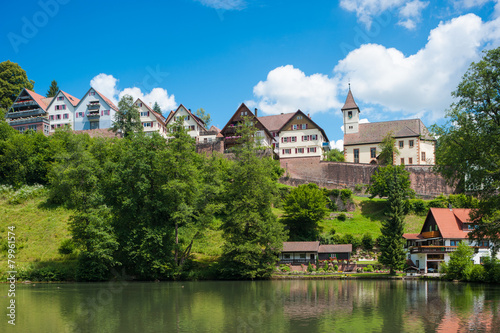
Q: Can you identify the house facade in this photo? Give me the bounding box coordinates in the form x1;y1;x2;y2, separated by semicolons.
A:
134;99;168;138
279;242;352;264
73;88;118;131
220;103;273;150
6;88;51;135
259;110;330;159
165;104;208;142
403;208;496;273
46;90;80;132
342;89;436;165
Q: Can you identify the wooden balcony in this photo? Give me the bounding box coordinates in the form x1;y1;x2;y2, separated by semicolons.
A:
421;231;441;238
7;108;45;119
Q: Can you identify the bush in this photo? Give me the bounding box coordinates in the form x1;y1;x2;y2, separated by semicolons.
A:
58;239;75;255
467;264;486;282
412;199;427;215
354;184;364;192
330;189;340;197
307;262;314;273
280;264;291;272
362;234;374;251
363;265;374;272
340;189;352;203
428;199;447;208
337;213;347;221
334;265;339;271
3;184;47;204
323;262;329;271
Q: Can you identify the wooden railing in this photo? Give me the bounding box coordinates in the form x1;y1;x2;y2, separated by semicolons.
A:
421;231;441;238
279;259;315;265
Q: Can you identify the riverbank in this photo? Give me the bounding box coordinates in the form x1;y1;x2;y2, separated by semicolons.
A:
271;273;443;280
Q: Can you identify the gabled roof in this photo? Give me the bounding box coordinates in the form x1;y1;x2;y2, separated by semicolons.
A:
402;233;424;240
258;113;295;132
134;98;166;126
344;119;435;146
318;244;352;253
422;208;472;239
282;241;319;252
61;91;80;106
278;110;330;142
24;89;49;111
220;103;273;139
165;104;207;131
342;88;359;111
75;87;119;112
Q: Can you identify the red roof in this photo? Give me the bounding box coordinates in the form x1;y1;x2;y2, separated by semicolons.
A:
25;89;49;111
420;208;472;239
135;98;166;126
94;89;119;112
402;233;423;240
258;113;295;132
342;88;359;111
61;91;80;106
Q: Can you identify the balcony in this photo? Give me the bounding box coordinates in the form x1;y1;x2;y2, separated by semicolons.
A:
279;259;316;265
87;111;100;119
9;116;49;126
421;231;441;239
12;100;38;108
6;108;45;119
410;246;457;254
87;103;100;111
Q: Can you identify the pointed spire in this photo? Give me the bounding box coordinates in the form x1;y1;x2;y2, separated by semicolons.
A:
341;86;359;111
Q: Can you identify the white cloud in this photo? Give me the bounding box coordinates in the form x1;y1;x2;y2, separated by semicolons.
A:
90;74;119;106
250;65;342;116
195;0;245;10
340;0;404;28
397;0;429;30
333;14;500;120
90;74;177;113
330;139;344;150
453;0;491;9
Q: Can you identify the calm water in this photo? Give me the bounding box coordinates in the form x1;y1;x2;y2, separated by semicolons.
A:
1;279;500;333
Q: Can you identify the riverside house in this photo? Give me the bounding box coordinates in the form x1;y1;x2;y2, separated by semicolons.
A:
403;208;496;273
279;241;352;264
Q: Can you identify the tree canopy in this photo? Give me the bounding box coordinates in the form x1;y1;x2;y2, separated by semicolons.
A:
46;80;59;97
324;148;345;162
432;47;500;249
378;132;399;165
112;94;143;137
368;165;414;199
153;101;162;115
195;108;211;128
0;60;34;110
281;183;329;241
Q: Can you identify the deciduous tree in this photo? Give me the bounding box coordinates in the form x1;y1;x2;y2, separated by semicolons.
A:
112;94;143;137
0;60;34;109
378;132;399;165
368;165;414;199
195;108;211;128
324;148;345;162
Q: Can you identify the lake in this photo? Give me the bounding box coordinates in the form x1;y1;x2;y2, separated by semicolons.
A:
1;279;499;332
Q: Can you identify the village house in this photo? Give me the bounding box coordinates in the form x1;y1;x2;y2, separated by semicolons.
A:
220;103;273;150
5;88;52;135
46;90;80;132
258;110;330;159
165;104;211;142
278;241;352;264
73;88;118;131
342;88;436;165
134;98;168;138
403;208;496;273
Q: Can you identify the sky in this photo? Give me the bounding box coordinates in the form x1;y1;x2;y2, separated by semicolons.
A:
2;0;500;148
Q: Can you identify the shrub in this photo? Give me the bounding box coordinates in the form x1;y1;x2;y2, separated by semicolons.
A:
334;265;339;271
366;264;374;272
280;264;291;272
362;234;374;251
354;184;364;192
58;239;76;255
412;199;427;215
337;213;347;221
323;262;329;271
330;189;340;197
307;263;315;272
5;184;47;204
340;189;352;203
467;264;486;282
428;199;447;208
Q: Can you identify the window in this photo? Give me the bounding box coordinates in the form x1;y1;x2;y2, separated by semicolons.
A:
299;253;306;259
56;114;61;120
302;135;309;141
57;96;64;101
421;152;426;161
297;148;304;154
102;110;110;116
138;102;143;107
90;122;99;130
297;115;303;120
478;240;490;247
282;137;288;143
55;105;66;110
399;140;404;148
28;124;37;130
241;111;247;116
409;157;413;164
301;124;307;130
291;136;297;142
50;115;54;120
308;147;317;153
89;91;95;96
140;111;149;117
450;240;461;246
18;127;25;133
292;124;298;130
51;125;55;130
349;126;353;130
275;143;279;149
63;113;69;119
282;149;292;154
370;147;376;159
273;132;279;137
400;158;405;165
186;116;190;121
409;140;414;148
348;111;352;119
310;134;318;140
143;122;152;128
284;254;291;259
354;149;359;163
57;124;61;128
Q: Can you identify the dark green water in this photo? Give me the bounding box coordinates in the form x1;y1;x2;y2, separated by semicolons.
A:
1;279;500;333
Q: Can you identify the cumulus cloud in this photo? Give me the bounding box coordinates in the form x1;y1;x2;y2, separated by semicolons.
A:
333;14;500;120
397;0;429;30
330;139;344;151
249;65;342;116
194;0;246;10
90;74;177;113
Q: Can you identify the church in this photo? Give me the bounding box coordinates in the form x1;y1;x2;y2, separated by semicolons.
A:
342;89;436;165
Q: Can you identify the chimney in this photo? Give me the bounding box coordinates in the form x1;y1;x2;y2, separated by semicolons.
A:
308;113;311;119
254;108;258;117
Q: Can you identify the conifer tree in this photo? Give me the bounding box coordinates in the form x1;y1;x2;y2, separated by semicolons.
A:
46;80;59;97
378;168;407;275
153;101;161;114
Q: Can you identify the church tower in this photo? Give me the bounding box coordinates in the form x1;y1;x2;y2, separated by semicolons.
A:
342;87;360;134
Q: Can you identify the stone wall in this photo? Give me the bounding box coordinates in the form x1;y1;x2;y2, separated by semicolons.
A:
280;157;457;198
196;140;224;155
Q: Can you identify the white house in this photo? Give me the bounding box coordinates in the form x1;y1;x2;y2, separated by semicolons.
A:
6;88;51;135
342;88;436;165
73;88;118;131
259;110;330;159
165;104;207;141
403;208;497;273
46;90;80;132
134;98;168;138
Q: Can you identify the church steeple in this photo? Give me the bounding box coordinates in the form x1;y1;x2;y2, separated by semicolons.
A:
342;87;360;134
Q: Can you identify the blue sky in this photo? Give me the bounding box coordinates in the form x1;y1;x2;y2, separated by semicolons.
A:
2;0;500;147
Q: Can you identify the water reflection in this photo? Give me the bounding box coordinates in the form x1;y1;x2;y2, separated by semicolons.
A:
1;280;499;333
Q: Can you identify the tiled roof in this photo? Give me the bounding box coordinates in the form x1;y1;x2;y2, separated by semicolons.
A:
427;208;471;239
318;244;352;253
402;233;423;240
167;104;207;131
25;89;49;111
282;241;319;252
73;128;119;138
60;91;80;106
344;119;435;145
342;89;359;111
258;113;295;132
135;98;166;126
278;110;330;142
94;89;119;112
